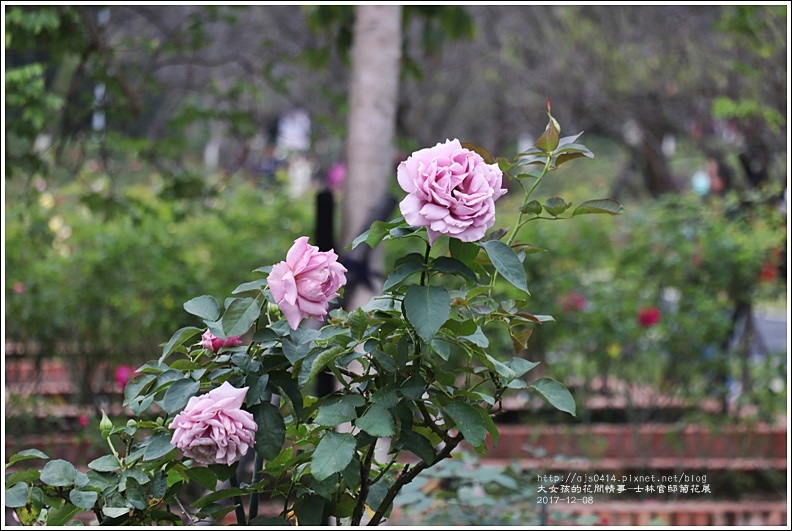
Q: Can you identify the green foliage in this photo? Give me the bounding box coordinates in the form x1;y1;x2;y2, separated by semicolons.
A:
392;452;593;526
515;189;786;422
4;175;312;396
303;5;475;78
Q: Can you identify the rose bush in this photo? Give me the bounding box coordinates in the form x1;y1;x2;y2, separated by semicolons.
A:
5;105;624;526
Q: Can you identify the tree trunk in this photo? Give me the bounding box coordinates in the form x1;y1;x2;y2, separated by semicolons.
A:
341;5;402;311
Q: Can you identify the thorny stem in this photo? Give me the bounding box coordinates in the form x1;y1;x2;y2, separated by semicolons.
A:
489;155;554;294
352;442;378;525
229;471;247;525
174;497;198;525
367;434;464;526
248;451;265;520
419;240;432;286
417;401;445;440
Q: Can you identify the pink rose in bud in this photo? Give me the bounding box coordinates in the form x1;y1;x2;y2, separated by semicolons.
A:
201;330;243;353
637;306;661;328
114;364;138;389
78;415;90;428
267;236;347;330
168;382;257;466
397;139;507;245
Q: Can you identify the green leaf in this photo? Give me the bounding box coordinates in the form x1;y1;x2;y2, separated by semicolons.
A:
40;459;77;487
572;198;626;217
183;295;220;321
160;326;202;363
48;503;79;526
5;448;49;468
5;482;29;508
311;432;356;481
102;507;131;519
5;469;39;488
397;430;436;463
543;197;572;216
449;237;480;265
192;487;247;510
399;375;426;400
431;338;451;361
271;373;304;421
221;297;261;337
480;409;500;448
87;455;121;472
462;326;489;348
461;141;495;164
232;279;266;295
252;402;286;460
295;494;325;527
383;262;424;291
534;114;560;152
307;345;347;382
161;378;200;414
554;151;592;168
69;490;98;511
432;256;477;282
506;357;540;379
15;487;42;525
144;431;176;461
246;373;270;405
125;477;147;510
443;318;477;336
314;396;365;426
348;307;369;339
348;218;403;250
208;462;238;482
185;467;218;491
443;402;487;450
520;199;542;216
530;378;576;417
370;385;399;409
355;404;395;437
282;339;310;365
403;285;450;342
479;240;529;294
152;469;168;498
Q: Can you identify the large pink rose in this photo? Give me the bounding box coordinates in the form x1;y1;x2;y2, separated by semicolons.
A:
397;139;507;244
267;236;347;330
201;330;243;353
168;382;257;466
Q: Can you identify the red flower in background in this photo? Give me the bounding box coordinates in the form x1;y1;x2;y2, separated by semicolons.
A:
637;306;661;328
559;291;587;312
114;364;138;389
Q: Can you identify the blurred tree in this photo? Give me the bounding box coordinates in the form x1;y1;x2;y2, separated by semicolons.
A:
341;6;402;311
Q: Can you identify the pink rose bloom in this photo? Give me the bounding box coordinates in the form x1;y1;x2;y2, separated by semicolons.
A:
397;139;507;245
113;364;138;389
201;330;243;353
267;236;347;330
168;382;257;466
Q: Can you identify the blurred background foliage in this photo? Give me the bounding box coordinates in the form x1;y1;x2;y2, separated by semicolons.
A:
4;5;787;423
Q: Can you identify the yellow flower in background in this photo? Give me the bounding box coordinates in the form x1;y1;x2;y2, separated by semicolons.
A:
607;343;622;359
